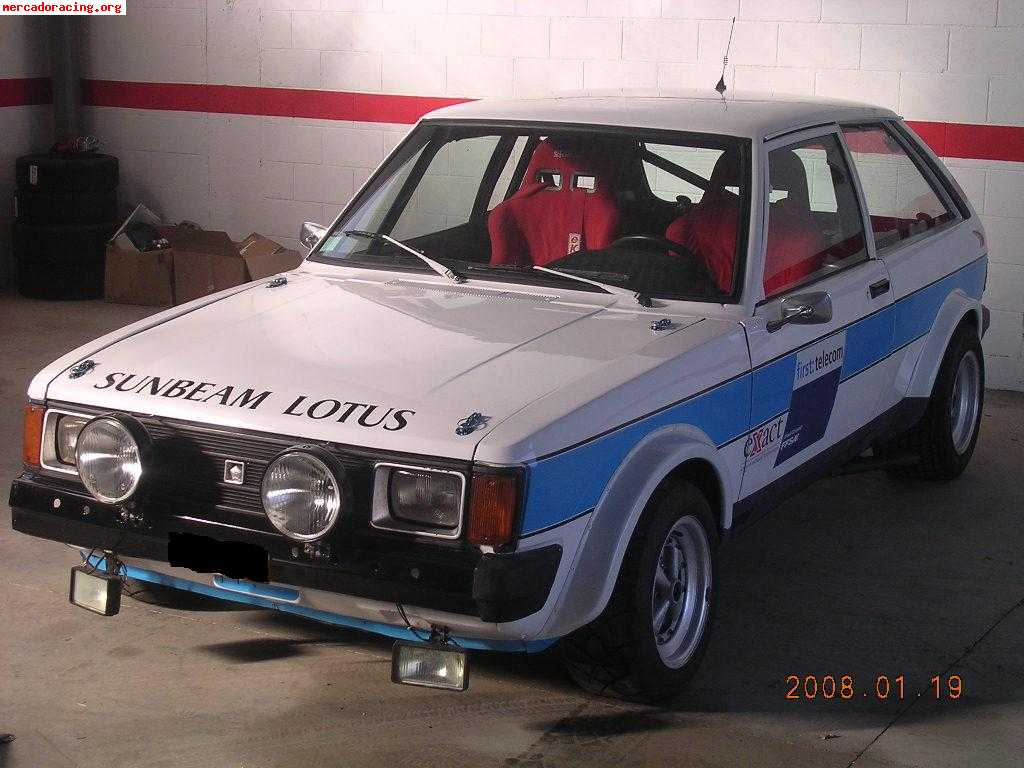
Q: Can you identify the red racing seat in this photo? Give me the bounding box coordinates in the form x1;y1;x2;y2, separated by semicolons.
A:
762;150;825;296
489;139;622;267
664;150;742;293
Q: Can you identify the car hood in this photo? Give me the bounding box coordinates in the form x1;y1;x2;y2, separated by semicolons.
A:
45;271;707;460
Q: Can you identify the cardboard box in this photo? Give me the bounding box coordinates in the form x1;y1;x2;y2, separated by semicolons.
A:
238;232;304;280
105;204;175;306
170;227;247;305
105;242;175;306
104;206;251;306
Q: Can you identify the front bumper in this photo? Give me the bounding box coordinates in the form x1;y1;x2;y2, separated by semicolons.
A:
10;473;562;648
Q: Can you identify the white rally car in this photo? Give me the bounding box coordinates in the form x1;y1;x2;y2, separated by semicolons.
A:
11;93;989;701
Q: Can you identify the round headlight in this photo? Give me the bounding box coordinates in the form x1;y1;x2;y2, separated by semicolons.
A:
75;416;148;503
261;450;343;541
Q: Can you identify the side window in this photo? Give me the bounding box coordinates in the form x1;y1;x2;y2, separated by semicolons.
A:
841;124;956;251
764;135;867;297
392;135;500;239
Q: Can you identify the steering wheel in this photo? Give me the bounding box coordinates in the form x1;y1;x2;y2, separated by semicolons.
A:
603;234;721;298
610;234;690;254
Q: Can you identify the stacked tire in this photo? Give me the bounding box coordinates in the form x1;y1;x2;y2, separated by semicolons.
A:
13;153;119;299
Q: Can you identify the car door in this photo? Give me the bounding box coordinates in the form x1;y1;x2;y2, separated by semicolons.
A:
739;126;895;501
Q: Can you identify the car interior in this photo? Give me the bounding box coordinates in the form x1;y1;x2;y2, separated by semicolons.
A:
323;126;942;302
327;129;747;301
841;125;957;250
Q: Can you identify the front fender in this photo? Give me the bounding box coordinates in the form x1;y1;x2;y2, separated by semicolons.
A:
537;424;737;640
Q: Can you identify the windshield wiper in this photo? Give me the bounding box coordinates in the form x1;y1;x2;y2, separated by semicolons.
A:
533;265;652;306
344;230;466;284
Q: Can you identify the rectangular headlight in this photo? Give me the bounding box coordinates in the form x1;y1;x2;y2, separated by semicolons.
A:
56;414;88;465
371;463;465;539
39;408;92;475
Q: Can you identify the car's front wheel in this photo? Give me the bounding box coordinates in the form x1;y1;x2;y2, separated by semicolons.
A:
561;480;717;702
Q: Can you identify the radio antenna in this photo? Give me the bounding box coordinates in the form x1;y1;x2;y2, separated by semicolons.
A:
715;16;735;102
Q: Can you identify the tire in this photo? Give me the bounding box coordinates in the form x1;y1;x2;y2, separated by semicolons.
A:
16;153;119;194
889;323;984;481
15;188;118;225
13;220;115;300
561;480;718;703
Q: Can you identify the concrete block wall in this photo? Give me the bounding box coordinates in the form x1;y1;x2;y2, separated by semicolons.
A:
76;0;1024;389
0;18;53;287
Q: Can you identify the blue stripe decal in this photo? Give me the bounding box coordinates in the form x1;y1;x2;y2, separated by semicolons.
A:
87;555;554;653
893;258;985;348
521;375;751;534
842;306;895;380
520;258;986;537
750;354;796;426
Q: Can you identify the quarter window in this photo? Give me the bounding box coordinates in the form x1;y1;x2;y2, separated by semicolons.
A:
841;125;956;251
763;135;867;297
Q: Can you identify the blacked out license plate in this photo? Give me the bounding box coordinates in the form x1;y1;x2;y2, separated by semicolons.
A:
167;531;269;582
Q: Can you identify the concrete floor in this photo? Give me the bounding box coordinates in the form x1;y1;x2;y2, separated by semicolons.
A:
1;291;1022;768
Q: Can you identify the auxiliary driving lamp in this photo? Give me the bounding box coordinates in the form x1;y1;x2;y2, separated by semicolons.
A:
391;640;469;691
69;565;122;616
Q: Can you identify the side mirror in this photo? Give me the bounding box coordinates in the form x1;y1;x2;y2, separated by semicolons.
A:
766;291;832;333
299;221;327;250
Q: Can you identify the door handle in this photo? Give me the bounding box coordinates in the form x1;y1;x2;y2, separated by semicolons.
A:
869;278;890;299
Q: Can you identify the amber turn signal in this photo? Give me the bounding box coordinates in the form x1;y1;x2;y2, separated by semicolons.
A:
23;403;44;467
467;472;518;548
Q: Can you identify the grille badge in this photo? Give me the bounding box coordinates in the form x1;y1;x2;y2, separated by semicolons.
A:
223;460;246;485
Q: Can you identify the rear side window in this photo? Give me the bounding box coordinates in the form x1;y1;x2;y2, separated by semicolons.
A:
841;125;956;251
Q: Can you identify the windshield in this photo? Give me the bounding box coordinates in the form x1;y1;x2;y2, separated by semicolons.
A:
312;124;750;302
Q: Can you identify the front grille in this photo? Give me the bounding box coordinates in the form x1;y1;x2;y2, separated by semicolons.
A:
137;417;376;535
46;403;472;552
33;406;481;613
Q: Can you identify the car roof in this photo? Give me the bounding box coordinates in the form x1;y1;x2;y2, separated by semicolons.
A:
422;91;899;141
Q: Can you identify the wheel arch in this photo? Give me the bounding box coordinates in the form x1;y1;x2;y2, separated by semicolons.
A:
537;424;737;640
904;290;984;400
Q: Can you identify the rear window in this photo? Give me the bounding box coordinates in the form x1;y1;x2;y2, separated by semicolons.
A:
642;145;727;204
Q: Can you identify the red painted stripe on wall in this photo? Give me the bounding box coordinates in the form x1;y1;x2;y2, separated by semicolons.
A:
80;79;1024;163
81;79;469;124
0;77;52;108
905;120;1024;164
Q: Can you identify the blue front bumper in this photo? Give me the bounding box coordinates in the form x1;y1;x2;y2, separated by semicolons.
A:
87;554;556;654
